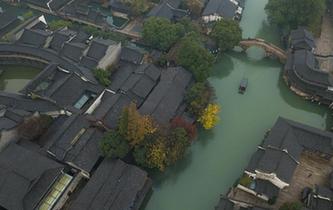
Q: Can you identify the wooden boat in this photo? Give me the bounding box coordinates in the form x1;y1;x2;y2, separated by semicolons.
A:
239;78;248;94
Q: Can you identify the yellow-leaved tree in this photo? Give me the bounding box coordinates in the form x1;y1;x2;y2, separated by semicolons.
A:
146;138;167;171
198;103;220;130
119;102;156;146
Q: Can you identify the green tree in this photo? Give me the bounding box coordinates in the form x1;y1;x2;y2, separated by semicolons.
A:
166;128;190;165
265;0;325;33
210;19;242;52
99;130;130;159
142;17;184;51
130;0;151;15
94;68;111;86
184;0;204;17
48;20;72;31
185;82;213;117
175;34;215;81
279;202;303;210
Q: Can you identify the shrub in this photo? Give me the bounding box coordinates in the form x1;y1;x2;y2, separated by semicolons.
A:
94;68;111;87
99;130;130;159
48;20;72;31
279;202;303;210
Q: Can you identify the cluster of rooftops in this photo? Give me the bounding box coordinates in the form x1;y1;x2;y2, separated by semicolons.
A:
0;13;196;210
17;0;244;25
284;28;333;107
216;117;333;210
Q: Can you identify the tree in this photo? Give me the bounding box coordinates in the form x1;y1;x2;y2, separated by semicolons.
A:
146;137;168;171
184;0;204;17
198;103;220;129
130;0;151;16
48;20;72;31
279;202;303;210
185;82;213;117
118;102;156;146
142;17;184;51
99;130;130;159
265;0;325;33
18;115;53;141
165;128;190;165
94;68;111;86
210;19;242;52
175;34;215;81
171;116;197;140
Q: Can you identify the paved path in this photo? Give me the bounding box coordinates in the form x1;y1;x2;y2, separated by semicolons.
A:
315;15;333;73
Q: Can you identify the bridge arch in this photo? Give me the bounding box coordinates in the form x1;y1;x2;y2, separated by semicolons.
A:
239;38;287;63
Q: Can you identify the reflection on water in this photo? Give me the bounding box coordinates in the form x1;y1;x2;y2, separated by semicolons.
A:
0;65;41;93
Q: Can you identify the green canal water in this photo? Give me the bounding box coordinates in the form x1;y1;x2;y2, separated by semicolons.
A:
144;0;332;210
0;65;41;93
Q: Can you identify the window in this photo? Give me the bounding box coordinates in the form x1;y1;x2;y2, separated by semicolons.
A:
38;173;73;210
74;94;90;109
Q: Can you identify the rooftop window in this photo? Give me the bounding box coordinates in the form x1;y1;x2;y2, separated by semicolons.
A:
74;92;96;110
38;173;73;210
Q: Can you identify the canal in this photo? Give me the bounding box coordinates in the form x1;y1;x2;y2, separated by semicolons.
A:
0;65;41;93
144;0;332;210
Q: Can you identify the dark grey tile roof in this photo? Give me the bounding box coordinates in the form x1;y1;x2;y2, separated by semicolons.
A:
44;114;103;173
62;3;106;25
284;50;333;103
17;28;52;48
0;43;96;82
22;64;102;110
202;0;239;18
68;159;152;210
147;1;188;20
0;106;31;131
0;91;61;113
49;29;76;52
247;117;333;184
109;61;137;91
61;42;87;62
290;28;316;50
255;179;280;199
93;91;132;128
139;67;192;124
0;143;63;210
86;38;116;61
23;0;70;11
0;12;18;35
120;47;144;64
109;0;131;14
80;56;99;69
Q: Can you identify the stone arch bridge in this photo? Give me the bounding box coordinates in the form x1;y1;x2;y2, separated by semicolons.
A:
239;38;287;63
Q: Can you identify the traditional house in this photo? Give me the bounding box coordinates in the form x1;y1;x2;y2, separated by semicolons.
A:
0;143;81;210
0;11;18;37
290;28;316;51
202;0;243;23
22;0;70;13
284;49;333;106
82;38;122;70
39;113;104;177
147;0;188;21
139;66;193;125
241;117;333;201
17;28;52;48
68;159;152;210
21;64;103;111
